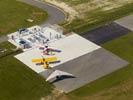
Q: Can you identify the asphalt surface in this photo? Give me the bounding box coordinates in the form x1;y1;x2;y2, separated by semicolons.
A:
40;48;128;93
81;22;131;45
115;14;133;31
19;0;66;26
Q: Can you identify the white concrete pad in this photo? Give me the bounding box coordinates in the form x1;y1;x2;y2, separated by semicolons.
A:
15;34;101;73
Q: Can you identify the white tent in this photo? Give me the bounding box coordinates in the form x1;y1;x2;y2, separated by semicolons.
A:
46;70;74;82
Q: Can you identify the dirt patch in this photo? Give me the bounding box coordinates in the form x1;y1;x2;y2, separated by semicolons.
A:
40;88;64;100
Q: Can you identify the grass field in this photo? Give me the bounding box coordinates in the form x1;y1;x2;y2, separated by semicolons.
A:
45;0;133;33
57;32;133;100
0;0;53;99
66;3;133;33
58;0;89;5
0;42;53;100
0;0;48;36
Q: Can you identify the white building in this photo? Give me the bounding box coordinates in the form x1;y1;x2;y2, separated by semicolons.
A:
8;25;65;51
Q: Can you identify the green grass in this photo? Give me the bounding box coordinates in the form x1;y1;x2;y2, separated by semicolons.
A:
0;41;18;58
0;1;52;99
62;3;133;34
0;42;53;100
67;32;133;100
0;0;48;36
56;0;90;5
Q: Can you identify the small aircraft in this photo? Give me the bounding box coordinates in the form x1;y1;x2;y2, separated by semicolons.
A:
32;56;60;69
46;70;75;82
39;46;61;55
42;61;51;69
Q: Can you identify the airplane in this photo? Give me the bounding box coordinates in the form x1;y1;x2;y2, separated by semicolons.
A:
46;70;75;82
42;61;51;69
32;56;60;69
39;46;61;55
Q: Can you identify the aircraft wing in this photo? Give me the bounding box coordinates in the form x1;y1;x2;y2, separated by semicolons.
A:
32;57;57;63
46;57;57;62
32;59;43;62
46;70;74;81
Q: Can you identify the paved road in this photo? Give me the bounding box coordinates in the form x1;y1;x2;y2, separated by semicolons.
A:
115;14;133;31
20;0;66;26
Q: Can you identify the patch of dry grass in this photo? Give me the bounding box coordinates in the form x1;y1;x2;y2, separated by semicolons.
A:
45;0;133;21
44;0;133;33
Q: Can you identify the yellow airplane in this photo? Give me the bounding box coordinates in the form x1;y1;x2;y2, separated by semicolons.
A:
43;61;51;69
32;57;58;69
32;57;57;63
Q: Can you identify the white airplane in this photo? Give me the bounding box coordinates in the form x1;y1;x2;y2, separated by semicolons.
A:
46;70;75;82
